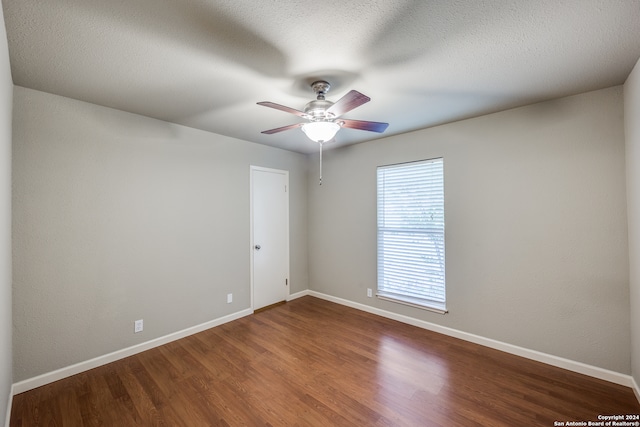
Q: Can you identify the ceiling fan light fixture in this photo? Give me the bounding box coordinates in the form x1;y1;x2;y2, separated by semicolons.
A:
301;121;340;143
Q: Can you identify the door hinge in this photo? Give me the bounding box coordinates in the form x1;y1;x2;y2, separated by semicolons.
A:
285;278;288;286
284;185;287;192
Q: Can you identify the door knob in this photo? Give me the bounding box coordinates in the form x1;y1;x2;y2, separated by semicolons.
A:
254;245;261;250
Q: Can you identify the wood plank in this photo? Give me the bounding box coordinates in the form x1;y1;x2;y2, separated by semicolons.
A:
10;296;640;426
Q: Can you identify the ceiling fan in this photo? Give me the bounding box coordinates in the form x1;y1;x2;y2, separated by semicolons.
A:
257;80;389;184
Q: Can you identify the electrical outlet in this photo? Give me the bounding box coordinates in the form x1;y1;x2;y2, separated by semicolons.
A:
227;293;233;304
367;288;373;298
134;319;143;333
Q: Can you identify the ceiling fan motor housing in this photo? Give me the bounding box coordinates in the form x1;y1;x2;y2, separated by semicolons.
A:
305;81;335;120
304;99;335;120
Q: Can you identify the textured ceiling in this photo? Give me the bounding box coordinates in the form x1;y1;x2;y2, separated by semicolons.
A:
3;0;640;154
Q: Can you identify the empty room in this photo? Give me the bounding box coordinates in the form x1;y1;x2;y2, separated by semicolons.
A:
2;1;640;426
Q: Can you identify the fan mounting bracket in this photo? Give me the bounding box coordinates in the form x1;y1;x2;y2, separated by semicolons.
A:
311;80;331;100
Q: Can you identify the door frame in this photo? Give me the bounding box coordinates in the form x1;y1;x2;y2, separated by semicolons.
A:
249;165;290;311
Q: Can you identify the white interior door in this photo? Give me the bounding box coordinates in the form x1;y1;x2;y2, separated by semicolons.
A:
251;166;289;310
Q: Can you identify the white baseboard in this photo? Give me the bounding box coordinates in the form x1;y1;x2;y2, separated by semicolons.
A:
632;376;640;405
287;289;310;301
4;384;13;427
308;291;635;389
12;308;253;395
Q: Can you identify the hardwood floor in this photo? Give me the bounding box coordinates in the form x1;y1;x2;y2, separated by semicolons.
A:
10;296;640;426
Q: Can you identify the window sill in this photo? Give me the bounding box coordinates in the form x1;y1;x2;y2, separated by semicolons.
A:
376;293;448;314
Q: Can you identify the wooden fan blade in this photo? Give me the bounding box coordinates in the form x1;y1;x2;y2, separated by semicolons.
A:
261;123;304;134
339;119;389;133
326;90;370;117
257;101;308;118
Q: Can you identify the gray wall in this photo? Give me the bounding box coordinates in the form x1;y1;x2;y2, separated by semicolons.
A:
308;87;630;373
0;1;12;422
9;79;636;386
12;87;308;381
625;57;640;390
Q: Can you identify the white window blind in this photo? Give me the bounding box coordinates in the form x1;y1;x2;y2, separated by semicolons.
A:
377;158;446;313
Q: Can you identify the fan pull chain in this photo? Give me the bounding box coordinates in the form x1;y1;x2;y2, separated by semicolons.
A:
319;142;323;185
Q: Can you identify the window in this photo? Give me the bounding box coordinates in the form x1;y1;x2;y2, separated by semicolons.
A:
377;158;446;313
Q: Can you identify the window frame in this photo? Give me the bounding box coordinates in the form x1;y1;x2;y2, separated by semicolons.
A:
376;158;447;314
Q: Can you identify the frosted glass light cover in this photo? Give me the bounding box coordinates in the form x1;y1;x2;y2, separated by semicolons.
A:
301;121;340;142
